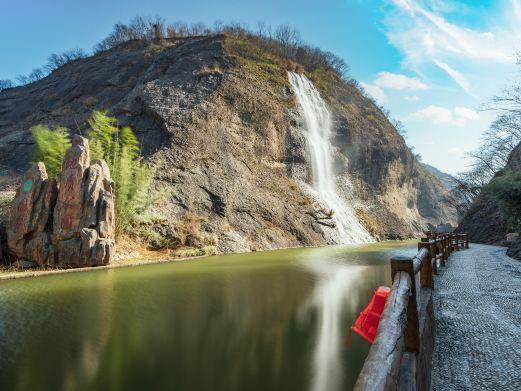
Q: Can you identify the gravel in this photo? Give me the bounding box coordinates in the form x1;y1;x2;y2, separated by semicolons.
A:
432;244;521;390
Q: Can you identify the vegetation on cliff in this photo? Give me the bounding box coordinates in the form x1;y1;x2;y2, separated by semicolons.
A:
486;170;521;232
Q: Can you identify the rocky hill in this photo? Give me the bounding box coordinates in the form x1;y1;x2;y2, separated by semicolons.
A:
457;142;521;245
422;163;457;190
0;34;457;254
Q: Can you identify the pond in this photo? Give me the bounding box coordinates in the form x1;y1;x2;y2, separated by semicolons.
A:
0;241;417;391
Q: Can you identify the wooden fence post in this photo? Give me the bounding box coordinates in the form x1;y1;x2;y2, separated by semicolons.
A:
440;235;446;264
418;242;434;288
465;233;469;249
391;256;420;353
453;233;459;251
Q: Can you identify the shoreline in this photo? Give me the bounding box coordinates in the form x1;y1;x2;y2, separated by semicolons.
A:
0;238;418;282
0;254;206;281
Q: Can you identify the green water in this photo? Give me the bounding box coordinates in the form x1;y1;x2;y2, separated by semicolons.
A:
0;241;417;391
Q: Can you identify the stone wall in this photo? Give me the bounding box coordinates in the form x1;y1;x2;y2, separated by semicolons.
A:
6;135;115;267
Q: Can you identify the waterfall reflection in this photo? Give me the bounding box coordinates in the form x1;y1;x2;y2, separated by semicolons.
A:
299;248;368;391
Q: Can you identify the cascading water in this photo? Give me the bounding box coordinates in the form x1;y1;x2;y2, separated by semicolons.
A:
288;72;373;244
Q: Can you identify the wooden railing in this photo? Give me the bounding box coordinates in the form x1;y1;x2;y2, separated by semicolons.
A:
354;232;469;391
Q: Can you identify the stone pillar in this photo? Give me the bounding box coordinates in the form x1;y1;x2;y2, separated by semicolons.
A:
7;163;58;265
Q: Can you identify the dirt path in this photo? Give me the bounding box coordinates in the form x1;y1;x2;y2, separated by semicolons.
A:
432;244;521;390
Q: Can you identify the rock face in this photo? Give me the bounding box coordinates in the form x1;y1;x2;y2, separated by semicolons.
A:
0;35;457;253
6;137;115;266
457;142;521;245
7;163;57;264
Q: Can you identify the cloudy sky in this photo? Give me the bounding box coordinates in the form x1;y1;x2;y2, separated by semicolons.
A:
1;0;520;173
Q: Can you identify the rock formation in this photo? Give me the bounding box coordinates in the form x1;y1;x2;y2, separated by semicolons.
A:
0;35;457;253
7;163;57;265
6;136;115;267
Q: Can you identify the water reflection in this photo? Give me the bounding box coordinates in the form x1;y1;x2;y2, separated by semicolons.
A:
0;242;416;391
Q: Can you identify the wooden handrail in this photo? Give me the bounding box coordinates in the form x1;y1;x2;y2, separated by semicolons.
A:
354;271;411;390
354;231;469;391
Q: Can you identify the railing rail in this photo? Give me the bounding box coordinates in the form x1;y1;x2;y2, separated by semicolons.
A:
354;232;469;391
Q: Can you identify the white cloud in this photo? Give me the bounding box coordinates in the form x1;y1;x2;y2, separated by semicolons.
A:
385;0;521;93
360;81;388;104
410;105;479;126
454;106;479;120
433;59;471;92
374;72;429;90
411;105;453;124
404;95;419;101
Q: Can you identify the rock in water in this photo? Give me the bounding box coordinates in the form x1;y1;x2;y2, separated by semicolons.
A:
7;135;115;267
7;163;57;265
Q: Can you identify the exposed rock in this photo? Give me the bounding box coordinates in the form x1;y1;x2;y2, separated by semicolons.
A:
0;35;457;253
506;238;521;260
53;135;90;242
6;137;115;267
6;163;57;265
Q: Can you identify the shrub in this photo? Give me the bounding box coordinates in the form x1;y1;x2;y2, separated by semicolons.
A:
31;111;156;239
486;170;521;231
87;111;154;237
31;125;72;179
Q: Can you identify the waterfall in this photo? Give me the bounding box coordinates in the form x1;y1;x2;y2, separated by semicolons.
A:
288;72;373;244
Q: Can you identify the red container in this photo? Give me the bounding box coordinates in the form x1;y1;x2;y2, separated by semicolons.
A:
351;286;390;344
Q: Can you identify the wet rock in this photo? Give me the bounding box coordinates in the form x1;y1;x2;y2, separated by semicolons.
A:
7;163;57;265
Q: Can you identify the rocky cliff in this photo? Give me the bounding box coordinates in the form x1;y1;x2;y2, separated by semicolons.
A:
0;34;457;254
457;142;521;244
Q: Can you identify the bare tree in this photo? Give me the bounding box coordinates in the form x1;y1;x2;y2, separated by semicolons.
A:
274;25;301;58
45;48;86;73
149;16;166;40
16;74;29;85
28;68;45;82
171;21;189;37
256;21;272;39
189;22;208;36
0;79;14;91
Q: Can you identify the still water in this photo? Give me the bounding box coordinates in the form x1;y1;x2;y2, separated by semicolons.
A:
0;241;417;391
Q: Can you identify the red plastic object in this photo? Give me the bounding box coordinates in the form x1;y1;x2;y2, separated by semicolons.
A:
351;286;391;344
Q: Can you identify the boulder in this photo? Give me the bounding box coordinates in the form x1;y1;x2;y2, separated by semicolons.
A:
506;238;521;261
6;163;57;265
7;135;115;267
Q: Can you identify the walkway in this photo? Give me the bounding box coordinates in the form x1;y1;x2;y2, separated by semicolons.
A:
432;244;521;390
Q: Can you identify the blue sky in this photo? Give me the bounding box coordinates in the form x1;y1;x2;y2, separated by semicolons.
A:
1;0;520;174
